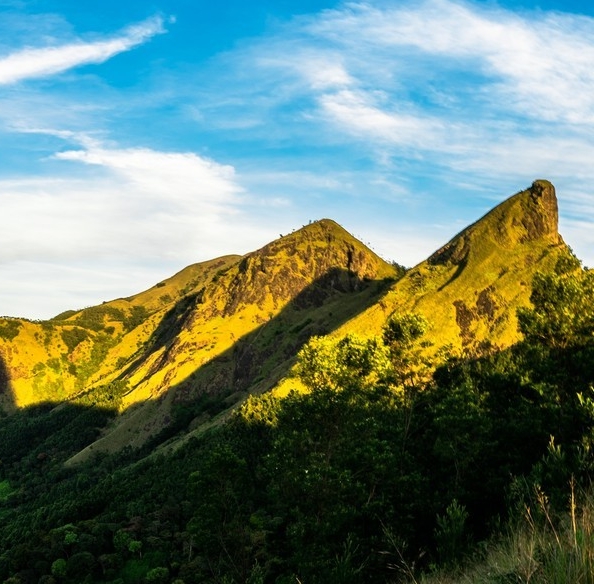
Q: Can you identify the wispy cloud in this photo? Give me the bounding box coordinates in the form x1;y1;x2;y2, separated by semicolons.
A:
318;89;443;147
304;0;594;125
196;0;594;264
0;133;276;317
0;15;167;85
235;2;594;185
0;133;251;262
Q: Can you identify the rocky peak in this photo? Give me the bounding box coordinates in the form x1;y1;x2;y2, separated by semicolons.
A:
524;179;559;241
428;179;561;268
215;218;397;316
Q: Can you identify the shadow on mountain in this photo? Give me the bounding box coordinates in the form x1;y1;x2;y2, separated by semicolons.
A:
114;267;400;447
0;355;113;478
0;265;399;465
0;354;16;414
0;398;116;475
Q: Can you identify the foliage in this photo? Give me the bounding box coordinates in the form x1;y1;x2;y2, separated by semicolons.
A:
292;333;391;392
123;305;150;331
421;485;594;584
0;319;22;341
518;254;594;349
50;309;78;321
2;252;594;583
434;499;469;566
76;379;129;409
61;327;90;353
74;306;125;332
383;312;428;347
0;480;13;502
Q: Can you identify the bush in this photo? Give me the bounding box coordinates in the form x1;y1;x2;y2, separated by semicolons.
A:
0;319;21;341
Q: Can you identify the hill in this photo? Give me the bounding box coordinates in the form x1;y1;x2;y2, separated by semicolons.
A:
341;179;563;349
1;179;593;584
0;180;569;459
0;218;401;458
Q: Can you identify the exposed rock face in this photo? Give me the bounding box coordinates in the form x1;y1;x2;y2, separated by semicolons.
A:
523;179;559;242
216;219;390;317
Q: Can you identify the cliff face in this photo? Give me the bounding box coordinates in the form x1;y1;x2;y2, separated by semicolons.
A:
523;179;559;240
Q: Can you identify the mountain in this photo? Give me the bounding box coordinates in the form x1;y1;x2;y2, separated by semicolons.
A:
0;218;400;457
2;179;591;584
335;179;563;350
0;180;569;460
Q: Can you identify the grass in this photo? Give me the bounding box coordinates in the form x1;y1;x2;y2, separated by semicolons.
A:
419;482;594;584
341;183;567;361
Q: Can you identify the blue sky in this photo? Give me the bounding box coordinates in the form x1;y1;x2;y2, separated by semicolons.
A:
2;0;594;319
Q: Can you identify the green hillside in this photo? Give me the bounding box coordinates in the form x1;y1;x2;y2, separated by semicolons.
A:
1;217;402;459
0;180;569;459
1;180;594;583
340;179;563;348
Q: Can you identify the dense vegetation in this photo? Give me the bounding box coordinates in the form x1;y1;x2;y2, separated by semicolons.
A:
1;253;594;583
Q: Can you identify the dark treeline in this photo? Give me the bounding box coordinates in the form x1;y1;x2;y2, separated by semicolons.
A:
1;253;594;583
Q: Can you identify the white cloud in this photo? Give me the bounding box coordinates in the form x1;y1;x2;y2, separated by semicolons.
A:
0;136;279;318
0;15;167;85
0;136;249;263
318;88;443;147
5;0;594;317
55;143;241;215
307;1;594;124
260;50;355;91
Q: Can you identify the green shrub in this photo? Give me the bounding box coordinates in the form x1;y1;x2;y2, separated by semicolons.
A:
0;319;21;341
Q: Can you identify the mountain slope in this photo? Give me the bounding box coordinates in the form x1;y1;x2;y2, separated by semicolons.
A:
0;219;401;460
0;180;571;461
0;255;242;409
65;220;401;461
333;179;566;355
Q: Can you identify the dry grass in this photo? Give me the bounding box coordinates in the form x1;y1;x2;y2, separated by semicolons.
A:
420;482;594;584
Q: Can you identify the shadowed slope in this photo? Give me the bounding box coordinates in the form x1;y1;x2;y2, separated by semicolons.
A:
0;353;14;412
65;221;400;461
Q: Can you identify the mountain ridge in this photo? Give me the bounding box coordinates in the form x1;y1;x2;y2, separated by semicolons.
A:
323;180;566;356
0;180;573;460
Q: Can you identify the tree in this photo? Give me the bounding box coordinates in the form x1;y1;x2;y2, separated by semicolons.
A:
293;333;391;394
382;313;431;446
518;255;594;349
51;558;67;579
145;567;169;584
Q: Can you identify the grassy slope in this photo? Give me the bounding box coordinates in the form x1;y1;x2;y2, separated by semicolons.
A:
0;255;241;408
66;219;400;462
0;180;570;460
340;180;564;353
271;181;565;395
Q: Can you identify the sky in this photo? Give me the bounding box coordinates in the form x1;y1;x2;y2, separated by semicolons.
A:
2;0;594;319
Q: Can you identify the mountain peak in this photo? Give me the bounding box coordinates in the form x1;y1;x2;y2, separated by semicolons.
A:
525;179;558;239
428;179;560;268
